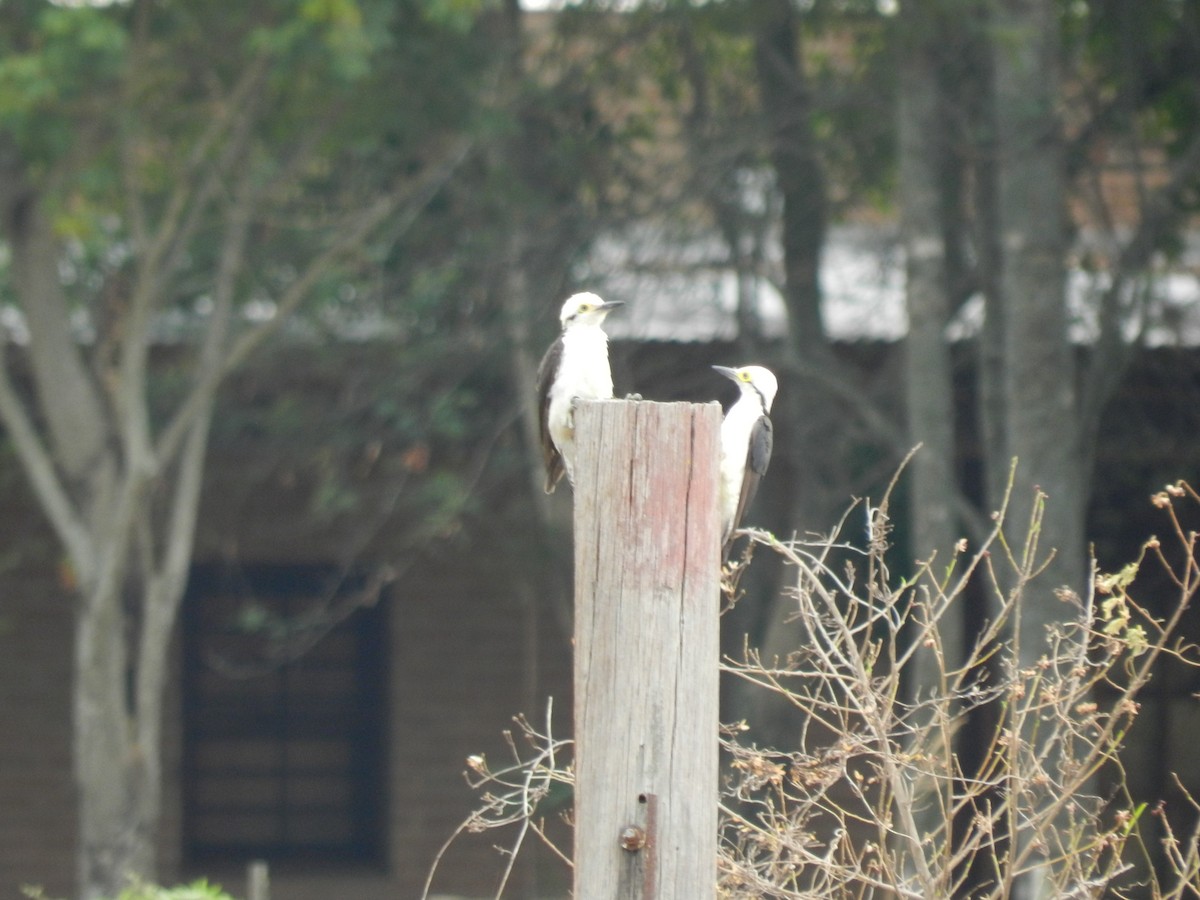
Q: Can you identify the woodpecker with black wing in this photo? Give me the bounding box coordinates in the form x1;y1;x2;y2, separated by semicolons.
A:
536;292;625;493
713;364;778;556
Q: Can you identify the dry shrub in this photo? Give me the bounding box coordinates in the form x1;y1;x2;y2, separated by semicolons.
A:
428;480;1200;899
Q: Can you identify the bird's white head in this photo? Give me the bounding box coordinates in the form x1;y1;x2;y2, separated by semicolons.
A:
713;364;778;413
558;292;625;330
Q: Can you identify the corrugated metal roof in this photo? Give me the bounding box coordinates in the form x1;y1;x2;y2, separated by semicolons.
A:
593;223;1200;346
3;224;1197;347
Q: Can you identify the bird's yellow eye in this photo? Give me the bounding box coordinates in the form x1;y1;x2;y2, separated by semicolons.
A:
739;371;750;382
578;304;592;312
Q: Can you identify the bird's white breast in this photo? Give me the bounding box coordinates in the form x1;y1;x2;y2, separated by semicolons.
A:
547;325;614;480
718;397;760;529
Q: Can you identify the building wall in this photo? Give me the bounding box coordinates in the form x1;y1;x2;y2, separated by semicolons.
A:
0;486;574;900
3;342;1198;897
183;558;574;899
0;562;76;897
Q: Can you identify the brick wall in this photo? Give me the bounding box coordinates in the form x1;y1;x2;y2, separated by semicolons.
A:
0;563;76;897
0;507;574;900
181;557;574;900
387;567;573;898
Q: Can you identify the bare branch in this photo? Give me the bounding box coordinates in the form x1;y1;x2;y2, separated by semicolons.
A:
154;138;476;466
438;475;1200;898
0;340;93;582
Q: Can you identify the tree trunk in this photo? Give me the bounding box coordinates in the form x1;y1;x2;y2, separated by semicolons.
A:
5;200;111;483
990;0;1083;628
728;0;848;752
898;2;961;665
752;0;825;356
75;591;157;898
751;0;837;548
989;4;1082;897
895;6;973;880
966;15;1009;521
0;172;151;898
1;16;445;894
0;168;223;898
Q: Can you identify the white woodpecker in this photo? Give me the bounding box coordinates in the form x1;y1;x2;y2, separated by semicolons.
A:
713;364;777;556
536;291;625;493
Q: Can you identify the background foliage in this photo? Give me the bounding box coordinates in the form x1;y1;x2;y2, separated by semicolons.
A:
2;0;1200;896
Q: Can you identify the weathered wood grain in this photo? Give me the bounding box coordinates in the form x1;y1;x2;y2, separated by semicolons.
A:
573;399;722;900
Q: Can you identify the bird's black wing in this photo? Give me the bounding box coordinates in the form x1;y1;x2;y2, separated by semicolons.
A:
726;415;773;555
748;414;773;478
536;336;566;493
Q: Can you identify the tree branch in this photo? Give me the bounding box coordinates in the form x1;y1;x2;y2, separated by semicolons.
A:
135;108;268;739
0;340;94;582
785;354;992;545
116;55;271;481
131;52;271;283
1078;126;1200;481
154;138;476;467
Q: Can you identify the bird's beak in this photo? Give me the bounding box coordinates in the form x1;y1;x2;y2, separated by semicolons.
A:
712;365;739;381
599;300;625;312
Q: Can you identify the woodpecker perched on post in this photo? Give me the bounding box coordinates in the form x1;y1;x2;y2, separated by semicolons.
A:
713;364;777;556
536;292;625;493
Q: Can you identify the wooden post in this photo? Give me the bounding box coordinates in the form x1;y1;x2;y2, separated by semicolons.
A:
572;400;722;900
